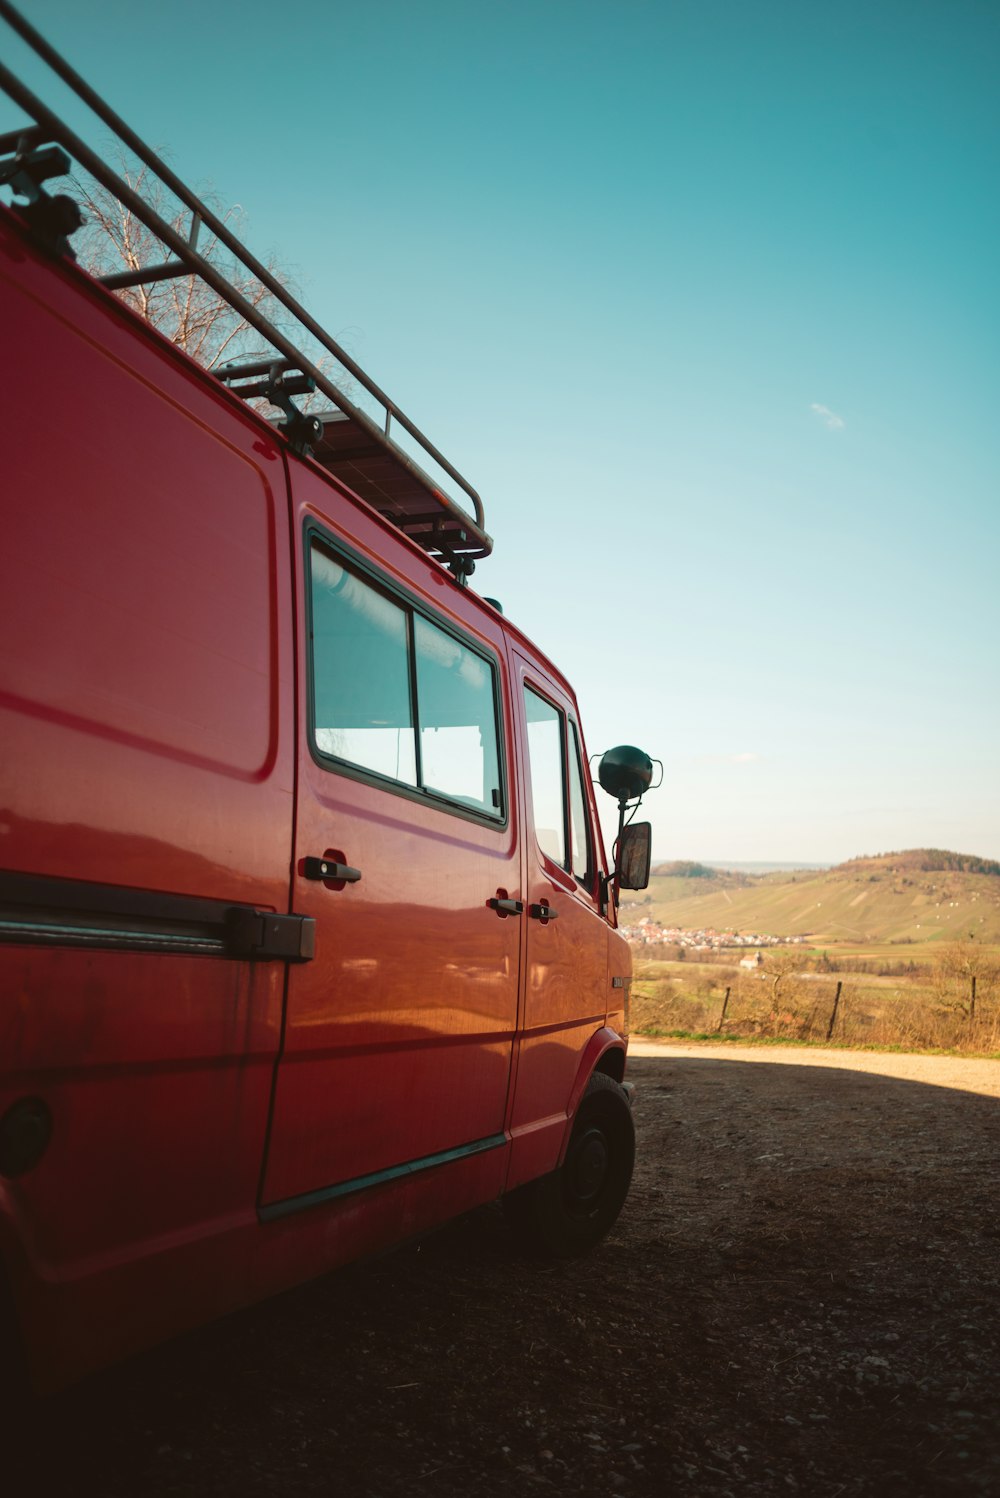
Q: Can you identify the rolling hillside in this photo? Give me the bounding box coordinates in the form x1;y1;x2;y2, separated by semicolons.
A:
622;850;1000;945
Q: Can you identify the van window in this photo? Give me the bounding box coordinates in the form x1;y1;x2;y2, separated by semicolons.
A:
568;720;593;885
524;689;593;886
415;615;501;813
311;546;418;784
310;540;502;818
524;687;567;866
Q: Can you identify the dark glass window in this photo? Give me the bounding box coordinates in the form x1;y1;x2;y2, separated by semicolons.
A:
311;546;416;784
310;540;502;818
568;721;593;885
414;615;501;815
524;687;566;867
524;688;594;887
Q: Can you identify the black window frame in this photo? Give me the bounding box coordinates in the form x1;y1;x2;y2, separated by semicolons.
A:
305;522;508;829
567;717;595;890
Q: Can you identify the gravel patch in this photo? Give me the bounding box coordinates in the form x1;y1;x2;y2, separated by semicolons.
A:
7;1043;1000;1495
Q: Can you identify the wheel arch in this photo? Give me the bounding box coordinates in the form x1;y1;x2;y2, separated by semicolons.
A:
559;1026;627;1163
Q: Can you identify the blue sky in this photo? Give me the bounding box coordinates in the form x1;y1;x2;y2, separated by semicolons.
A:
3;0;998;863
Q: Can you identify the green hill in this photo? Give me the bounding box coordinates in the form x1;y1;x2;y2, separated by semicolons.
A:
622;850;1000;945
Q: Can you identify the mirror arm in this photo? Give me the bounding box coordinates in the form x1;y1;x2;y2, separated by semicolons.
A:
609;791;634;908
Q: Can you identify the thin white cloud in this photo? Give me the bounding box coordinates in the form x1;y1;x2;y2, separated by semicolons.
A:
810;402;845;431
729;752;759;764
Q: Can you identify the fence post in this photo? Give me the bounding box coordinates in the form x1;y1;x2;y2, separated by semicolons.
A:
825;980;842;1042
970;974;976;1023
717;986;731;1032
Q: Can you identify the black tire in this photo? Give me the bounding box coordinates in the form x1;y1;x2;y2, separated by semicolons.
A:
504;1071;635;1258
0;1271;30;1410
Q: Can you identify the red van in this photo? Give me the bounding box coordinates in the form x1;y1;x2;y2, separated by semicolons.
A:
0;10;654;1391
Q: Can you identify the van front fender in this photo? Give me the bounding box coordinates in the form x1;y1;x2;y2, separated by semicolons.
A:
558;1026;628;1166
504;1025;629;1192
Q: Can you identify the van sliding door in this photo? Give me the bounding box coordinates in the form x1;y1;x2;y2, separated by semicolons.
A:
261;490;521;1215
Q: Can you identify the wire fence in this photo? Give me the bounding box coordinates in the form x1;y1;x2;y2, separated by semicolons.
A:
630;966;999;1054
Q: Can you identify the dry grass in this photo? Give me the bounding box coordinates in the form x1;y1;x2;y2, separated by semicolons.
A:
631;960;1000;1057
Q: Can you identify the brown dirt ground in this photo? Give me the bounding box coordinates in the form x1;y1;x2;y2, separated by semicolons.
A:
7;1042;1000;1496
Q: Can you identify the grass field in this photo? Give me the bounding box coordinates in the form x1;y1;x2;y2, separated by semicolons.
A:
626;854;1000;1056
630;947;1000;1057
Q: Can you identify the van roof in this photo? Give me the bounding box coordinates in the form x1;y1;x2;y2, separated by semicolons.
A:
0;1;492;581
308;414;486;569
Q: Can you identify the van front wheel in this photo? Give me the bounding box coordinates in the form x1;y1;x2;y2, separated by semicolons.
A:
504;1072;635;1258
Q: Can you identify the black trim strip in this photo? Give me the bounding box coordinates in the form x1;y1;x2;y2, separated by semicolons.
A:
0;916;227;956
0;870;314;962
258;1132;507;1223
0;869;230;926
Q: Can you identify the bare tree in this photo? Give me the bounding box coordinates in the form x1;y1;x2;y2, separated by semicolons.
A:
934;939;999;1020
761;946;805;1005
67;154;356;428
759;946;810;1033
69;154;295;375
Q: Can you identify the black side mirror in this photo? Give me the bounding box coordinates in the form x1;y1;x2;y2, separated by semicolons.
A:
618;821;652;890
594;743;659;908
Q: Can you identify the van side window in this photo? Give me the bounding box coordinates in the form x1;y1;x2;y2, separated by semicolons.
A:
568;721;593;886
311;546;417;784
414;615;501;813
310;540;503;818
524;688;594;887
524;687;567;867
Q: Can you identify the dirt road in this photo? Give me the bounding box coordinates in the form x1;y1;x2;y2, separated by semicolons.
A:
630;1038;1000;1095
8;1043;1000;1495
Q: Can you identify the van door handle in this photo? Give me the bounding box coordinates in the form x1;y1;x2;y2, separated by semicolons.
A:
302;857;362;883
488;897;524;916
529;903;558;920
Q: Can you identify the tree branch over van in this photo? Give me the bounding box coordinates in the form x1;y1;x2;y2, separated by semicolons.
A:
69;153;296;372
69;154;345;413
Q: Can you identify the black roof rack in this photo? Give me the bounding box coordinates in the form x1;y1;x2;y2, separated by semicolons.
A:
0;0;492;579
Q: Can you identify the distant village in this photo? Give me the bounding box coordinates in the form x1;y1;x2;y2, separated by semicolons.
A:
621;916;807;955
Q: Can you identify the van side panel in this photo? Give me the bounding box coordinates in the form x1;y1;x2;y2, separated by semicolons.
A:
262;468;521;1211
0;215;293;899
0;215;294;1385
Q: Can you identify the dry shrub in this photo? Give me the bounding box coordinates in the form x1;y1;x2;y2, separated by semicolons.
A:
722;969;815;1039
630;978;718;1036
628;950;1000;1056
791;982;997;1054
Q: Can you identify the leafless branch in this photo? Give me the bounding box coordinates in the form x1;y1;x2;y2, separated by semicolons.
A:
66;151;352;415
